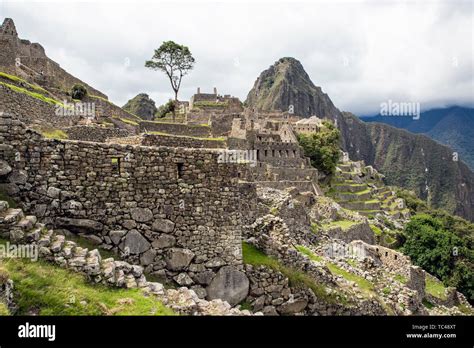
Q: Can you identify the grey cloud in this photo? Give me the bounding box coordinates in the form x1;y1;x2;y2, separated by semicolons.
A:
2;0;472;115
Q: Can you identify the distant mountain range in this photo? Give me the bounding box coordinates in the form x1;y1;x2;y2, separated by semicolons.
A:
360;106;474;170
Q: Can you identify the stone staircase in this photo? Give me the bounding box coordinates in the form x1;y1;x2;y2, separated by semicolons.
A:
0;200;249;316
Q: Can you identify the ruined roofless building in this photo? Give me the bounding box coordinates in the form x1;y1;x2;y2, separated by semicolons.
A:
293;116;324;134
189;87;241;109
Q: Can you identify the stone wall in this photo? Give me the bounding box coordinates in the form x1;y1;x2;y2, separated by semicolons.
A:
0;84;80;127
139;121;211;138
65;125;130;143
0;112;255;293
84;96;140;124
142;134;226;149
210;113;238;136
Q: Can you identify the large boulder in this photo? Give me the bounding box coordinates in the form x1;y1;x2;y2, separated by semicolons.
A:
151;233;176;249
119;230;151;255
7;169;27;184
164;248;195;271
0;160;12;177
55;217;103;234
130;207;153;223
279;297;308;315
206;266;249;306
152;218;175;233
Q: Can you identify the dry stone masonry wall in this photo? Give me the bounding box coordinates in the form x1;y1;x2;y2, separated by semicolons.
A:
0;113;255;297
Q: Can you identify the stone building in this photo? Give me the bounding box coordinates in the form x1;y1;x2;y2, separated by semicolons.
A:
227;114;320;189
293;116;324;134
189;87;241;110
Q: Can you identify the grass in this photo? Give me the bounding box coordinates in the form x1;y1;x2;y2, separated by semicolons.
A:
193;101;228;108
148;131;224;141
115;117;139;126
326;263;374;292
0;81;64;106
40;128;69;140
457;304;472;315
0;245;174;316
347;259;358;267
0;302;9;315
295;245;323;262
242;242;343;304
239;300;252;311
394;274;407;284
270;206;279;215
310;223;319;234
322;220;358;231
369;224;382;236
0;71;48;94
425;277;447;300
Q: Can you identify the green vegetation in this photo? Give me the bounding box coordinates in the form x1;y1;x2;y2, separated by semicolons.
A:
0;302;9;315
193;101;228;108
147;131;224;142
295;245;322;262
242;242;343;304
0;189;16;208
0;71;48;94
326;263;374;292
401;214;473;302
239;300;252;311
156;99;176;118
114;117;139;126
0;81;64;106
425;277;447;300
394;274;407;284
145;41;195;121
347;259;358;267
369;224;382;236
322;219;358;231
39;128;69;140
422;299;435;309
70;84;87;100
0;245;174;316
297;121;341;176
382;287;391;295
310;223;319;234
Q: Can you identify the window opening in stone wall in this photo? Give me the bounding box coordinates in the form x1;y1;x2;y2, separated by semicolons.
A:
111;157;120;174
177;162;185;179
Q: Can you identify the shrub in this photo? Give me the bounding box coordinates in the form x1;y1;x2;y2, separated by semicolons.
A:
297;121;340;176
156;99;176;118
71;84;87;100
401;214;473;302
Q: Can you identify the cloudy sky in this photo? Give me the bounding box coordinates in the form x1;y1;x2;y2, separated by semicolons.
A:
1;0;473;115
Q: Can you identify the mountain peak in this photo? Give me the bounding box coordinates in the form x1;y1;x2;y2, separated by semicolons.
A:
245;57;339;118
